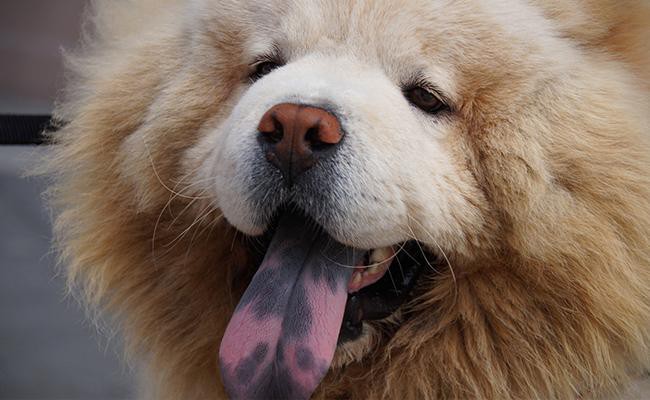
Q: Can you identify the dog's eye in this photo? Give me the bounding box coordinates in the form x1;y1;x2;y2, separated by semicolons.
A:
404;87;447;114
250;61;281;81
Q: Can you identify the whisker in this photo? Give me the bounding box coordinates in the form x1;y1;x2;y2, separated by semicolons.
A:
231;227;240;251
141;134;212;200
394;246;405;281
165;204;218;250
323;241;408;270
146;138;219;263
151;190;175;262
152;190;213;264
169;175;218;188
168;195;204;228
183;214;205;266
182;208;224;267
387;267;398;292
407;216;458;303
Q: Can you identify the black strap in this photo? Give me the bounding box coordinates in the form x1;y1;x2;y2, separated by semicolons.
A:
0;114;54;145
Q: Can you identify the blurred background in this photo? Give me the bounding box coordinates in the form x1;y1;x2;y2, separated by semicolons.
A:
0;2;136;399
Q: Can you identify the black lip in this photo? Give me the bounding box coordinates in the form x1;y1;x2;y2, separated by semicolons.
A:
337;241;433;344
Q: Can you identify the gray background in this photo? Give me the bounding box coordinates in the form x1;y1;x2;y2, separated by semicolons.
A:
0;2;136;399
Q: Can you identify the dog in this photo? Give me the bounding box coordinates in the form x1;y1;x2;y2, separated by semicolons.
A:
47;0;650;398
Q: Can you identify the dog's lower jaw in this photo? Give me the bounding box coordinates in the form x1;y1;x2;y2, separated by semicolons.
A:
332;323;380;368
331;310;403;369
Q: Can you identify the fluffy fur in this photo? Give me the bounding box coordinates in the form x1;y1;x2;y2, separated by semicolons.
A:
46;0;650;398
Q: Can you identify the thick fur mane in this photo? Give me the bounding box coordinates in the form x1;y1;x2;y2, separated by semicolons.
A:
47;0;650;399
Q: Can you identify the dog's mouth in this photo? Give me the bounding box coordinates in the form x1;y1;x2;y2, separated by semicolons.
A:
219;209;437;399
338;240;431;344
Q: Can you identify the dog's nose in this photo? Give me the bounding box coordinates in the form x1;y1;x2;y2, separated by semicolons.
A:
258;103;343;183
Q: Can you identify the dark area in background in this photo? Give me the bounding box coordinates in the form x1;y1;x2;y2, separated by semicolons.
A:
0;2;136;399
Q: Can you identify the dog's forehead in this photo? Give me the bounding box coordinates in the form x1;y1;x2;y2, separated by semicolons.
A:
196;0;552;71
278;0;432;58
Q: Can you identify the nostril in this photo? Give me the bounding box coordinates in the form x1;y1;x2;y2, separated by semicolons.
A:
304;127;330;151
268;128;283;144
260;116;284;144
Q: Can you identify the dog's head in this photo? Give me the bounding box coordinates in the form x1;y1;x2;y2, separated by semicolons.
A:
52;0;650;398
187;2;517;395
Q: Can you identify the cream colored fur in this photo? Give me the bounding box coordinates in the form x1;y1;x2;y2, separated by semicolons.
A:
46;0;650;398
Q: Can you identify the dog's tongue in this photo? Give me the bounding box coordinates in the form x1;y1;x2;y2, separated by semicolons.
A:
219;212;359;399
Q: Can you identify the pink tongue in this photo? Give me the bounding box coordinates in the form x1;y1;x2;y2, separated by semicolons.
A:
219;212;361;399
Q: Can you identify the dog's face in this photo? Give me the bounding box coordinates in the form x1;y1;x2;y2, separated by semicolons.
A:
152;0;576;396
56;0;650;398
185;0;570;251
194;1;486;250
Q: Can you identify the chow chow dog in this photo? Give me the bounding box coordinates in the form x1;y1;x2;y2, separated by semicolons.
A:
46;0;650;398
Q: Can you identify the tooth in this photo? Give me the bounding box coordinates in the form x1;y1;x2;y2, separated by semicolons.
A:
366;265;379;275
352;272;362;285
370;247;392;263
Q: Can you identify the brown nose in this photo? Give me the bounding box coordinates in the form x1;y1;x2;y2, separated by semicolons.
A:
258;103;343;183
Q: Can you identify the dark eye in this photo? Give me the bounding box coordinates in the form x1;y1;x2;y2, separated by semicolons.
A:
404;86;447;114
250;61;281;81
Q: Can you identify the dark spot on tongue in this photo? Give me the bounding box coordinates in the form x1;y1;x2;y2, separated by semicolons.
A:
219;211;364;399
296;346;314;370
238;267;295;318
234;343;269;383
